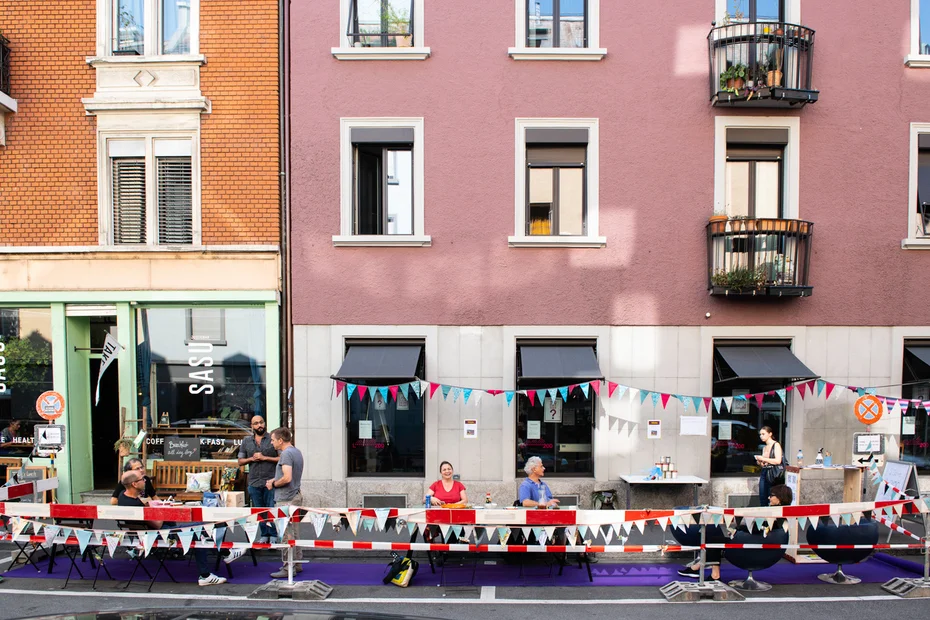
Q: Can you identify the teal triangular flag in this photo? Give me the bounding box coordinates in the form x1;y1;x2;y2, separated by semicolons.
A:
816;380;825;396
640;390;650;405
463;388;472;404
497;527;511;545
798;516;808;529
346;384;356;398
651;392;660;407
776;389;787;404
616;385;628;400
441;385;452;400
363;517;374;532
536;389;547;403
547;388;558;401
712;397;723;412
532;527;545;544
865;387;877;395
213;526;227;548
408;522;417;535
399;383;410;399
580;383;590;398
452;387;462;403
856;388;866;396
378;387;388;402
505;391;515;406
754;518;765;532
681;396;689;412
410;380;420;396
369;387;378;401
559;387;568;401
75;529;93;555
692;396;703;412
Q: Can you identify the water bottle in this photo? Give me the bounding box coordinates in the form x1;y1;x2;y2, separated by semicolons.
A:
425;494;432;508
796;449;803;467
815;449;824;466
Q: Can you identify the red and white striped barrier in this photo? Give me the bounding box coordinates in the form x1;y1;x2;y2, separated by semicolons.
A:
703;542;926;550
0;478;58;502
294;540;685;554
0;502;271;522
722;498;924;520
878;517;924;542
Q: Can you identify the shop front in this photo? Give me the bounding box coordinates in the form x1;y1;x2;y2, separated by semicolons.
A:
0;293;279;503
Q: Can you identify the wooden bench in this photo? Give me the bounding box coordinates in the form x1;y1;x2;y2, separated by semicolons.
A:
151;460;239;502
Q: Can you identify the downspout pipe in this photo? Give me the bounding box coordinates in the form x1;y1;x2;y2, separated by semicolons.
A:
279;0;294;429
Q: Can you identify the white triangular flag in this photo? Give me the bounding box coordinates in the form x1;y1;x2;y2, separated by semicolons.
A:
243;521;260;544
105;534;121;558
374;508;390;531
346;511;361;535
178;531;194;554
439;524;451;540
634;520;647;534
141;531;158;556
310;513;329;537
497;527;511;545
43;525;61;547
275;517;289;539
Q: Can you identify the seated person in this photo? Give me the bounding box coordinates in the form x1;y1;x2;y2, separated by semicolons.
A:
117;470;227;587
518;456;559;508
427;461;467;506
111;458;159;505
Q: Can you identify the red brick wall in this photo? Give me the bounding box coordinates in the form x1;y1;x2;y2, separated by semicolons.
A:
0;1;98;245
0;1;280;247
199;0;280;245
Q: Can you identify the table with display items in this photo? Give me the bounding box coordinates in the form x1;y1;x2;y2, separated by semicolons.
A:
618;475;708;509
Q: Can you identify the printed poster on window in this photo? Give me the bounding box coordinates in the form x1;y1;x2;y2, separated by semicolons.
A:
902;416;916;436
527;420;541;440
731;389;749;415
562;408;576;426
718;420;732;441
647;419;661;439
543;396;562;423
358;420;373;440
464;419;478;439
396;391;409;411
373;391;386;411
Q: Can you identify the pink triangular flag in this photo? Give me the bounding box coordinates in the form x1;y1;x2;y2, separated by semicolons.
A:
754;393;764;407
356;385;368;401
487;390;502;396
806;380;816;393
590;381;601;396
703;397;712;413
824;382;836;399
568;384;578;395
335;381;345;397
608;382;618;397
798;383;807;398
389;385;398;401
429;382;440;398
660;393;671;409
785;385;795;391
528;391;536;406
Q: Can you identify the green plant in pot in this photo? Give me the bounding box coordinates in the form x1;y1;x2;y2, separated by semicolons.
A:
114;437;134;456
720;63;749;93
711;265;767;291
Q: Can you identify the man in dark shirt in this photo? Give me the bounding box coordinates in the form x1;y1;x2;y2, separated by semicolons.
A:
110;458;159;505
237;415;278;540
117;471;226;586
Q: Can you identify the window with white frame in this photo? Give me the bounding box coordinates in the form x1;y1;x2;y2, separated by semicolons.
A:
510;0;605;60
512;119;603;247
107;137;197;245
333;0;428;60
336;119;428;246
907;0;930;65
906;123;930;247
107;0;198;57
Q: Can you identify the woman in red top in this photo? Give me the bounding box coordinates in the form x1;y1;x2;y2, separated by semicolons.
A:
427;461;468;505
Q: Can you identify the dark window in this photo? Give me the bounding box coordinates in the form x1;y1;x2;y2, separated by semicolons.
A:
514;342;597;476
711;342;791;476
917;135;930;236
353;143;413;235
526;145;586;236
527;0;587;48
348;0;414;48
900;342;930;473
345;342;425;476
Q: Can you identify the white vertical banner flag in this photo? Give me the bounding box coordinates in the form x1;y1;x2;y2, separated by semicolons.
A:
95;332;124;405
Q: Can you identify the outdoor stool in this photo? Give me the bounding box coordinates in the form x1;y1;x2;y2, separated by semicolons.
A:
805;517;879;584
726;527;789;591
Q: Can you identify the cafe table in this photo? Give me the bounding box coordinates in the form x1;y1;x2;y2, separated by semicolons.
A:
618;474;708;509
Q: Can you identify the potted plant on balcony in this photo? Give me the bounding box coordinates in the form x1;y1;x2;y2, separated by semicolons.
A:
720;63;749;94
711;266;767;293
765;46;783;87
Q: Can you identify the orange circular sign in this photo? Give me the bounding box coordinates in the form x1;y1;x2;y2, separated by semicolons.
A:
854;395;883;425
35;391;65;421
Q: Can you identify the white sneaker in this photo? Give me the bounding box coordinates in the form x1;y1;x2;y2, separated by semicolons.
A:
198;573;227;586
223;548;246;564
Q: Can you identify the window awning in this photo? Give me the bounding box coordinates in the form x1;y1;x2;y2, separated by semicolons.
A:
333;345;422;382
906;346;930;374
716;346;818;383
518;345;603;383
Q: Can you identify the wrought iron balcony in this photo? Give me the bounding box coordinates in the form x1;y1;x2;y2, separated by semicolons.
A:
708;22;817;108
706;218;814;297
1;35;10;96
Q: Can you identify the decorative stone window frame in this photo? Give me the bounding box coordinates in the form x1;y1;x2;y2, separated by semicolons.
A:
96;111;202;246
332;0;430;61
335;118;430;247
92;0;202;61
907;0;930;67
903;122;930;249
510;118;605;248
508;0;606;61
714;115;801;219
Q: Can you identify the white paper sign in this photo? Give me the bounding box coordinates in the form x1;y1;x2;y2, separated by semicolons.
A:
718;420;732;441
358;420;373;440
464;419;478;439
902;417;916;436
679;416;707;436
647;419;661;439
527;420;541;440
856;434;881;453
543;397;562;422
731;390;749;415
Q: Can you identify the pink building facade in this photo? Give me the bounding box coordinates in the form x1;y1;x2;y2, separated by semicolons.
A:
289;0;930;508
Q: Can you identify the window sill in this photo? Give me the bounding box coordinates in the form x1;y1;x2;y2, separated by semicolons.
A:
0;91;17;114
331;47;431;61
508;235;607;248
507;48;607;61
901;237;930;249
0;245;280;254
332;235;432;247
86;54;207;66
905;55;930;68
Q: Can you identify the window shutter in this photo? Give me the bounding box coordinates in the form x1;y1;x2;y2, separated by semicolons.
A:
156;156;193;245
111;157;146;244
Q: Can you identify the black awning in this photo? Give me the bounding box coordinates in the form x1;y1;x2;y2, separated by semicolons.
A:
518;345;603;382
333;345;422;382
716;346;818;383
906;346;930;374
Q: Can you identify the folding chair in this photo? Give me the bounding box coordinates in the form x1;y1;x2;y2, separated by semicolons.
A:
9;519;51;573
115;520;178;592
50;518;98;578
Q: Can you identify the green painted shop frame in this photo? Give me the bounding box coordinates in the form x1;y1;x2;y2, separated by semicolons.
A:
1;290;280;503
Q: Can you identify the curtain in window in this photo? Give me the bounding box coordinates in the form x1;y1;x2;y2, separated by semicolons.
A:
162;0;192;54
114;0;145;54
112;158;146;244
156;156;193;244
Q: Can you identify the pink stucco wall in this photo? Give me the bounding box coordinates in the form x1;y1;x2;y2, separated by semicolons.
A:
290;0;927;327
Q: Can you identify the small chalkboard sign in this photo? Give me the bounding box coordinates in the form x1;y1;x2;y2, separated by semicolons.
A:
164;436;201;461
5;466;49;502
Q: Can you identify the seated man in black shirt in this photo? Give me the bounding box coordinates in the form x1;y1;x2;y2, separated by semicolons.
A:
111;459;159;505
118;470;226;587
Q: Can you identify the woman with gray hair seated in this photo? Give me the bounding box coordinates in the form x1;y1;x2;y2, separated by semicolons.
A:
518;456;559;508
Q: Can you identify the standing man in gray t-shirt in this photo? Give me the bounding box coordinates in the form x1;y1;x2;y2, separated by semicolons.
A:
266;426;304;577
237;416;279;541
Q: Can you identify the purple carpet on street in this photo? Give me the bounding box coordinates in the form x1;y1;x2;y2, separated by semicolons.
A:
3;555;921;587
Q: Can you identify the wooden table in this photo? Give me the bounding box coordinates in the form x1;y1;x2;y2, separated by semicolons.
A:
618;475;709;509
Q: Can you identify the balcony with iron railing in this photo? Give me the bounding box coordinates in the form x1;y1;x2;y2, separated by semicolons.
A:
708;21;817;107
706;218;814;297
